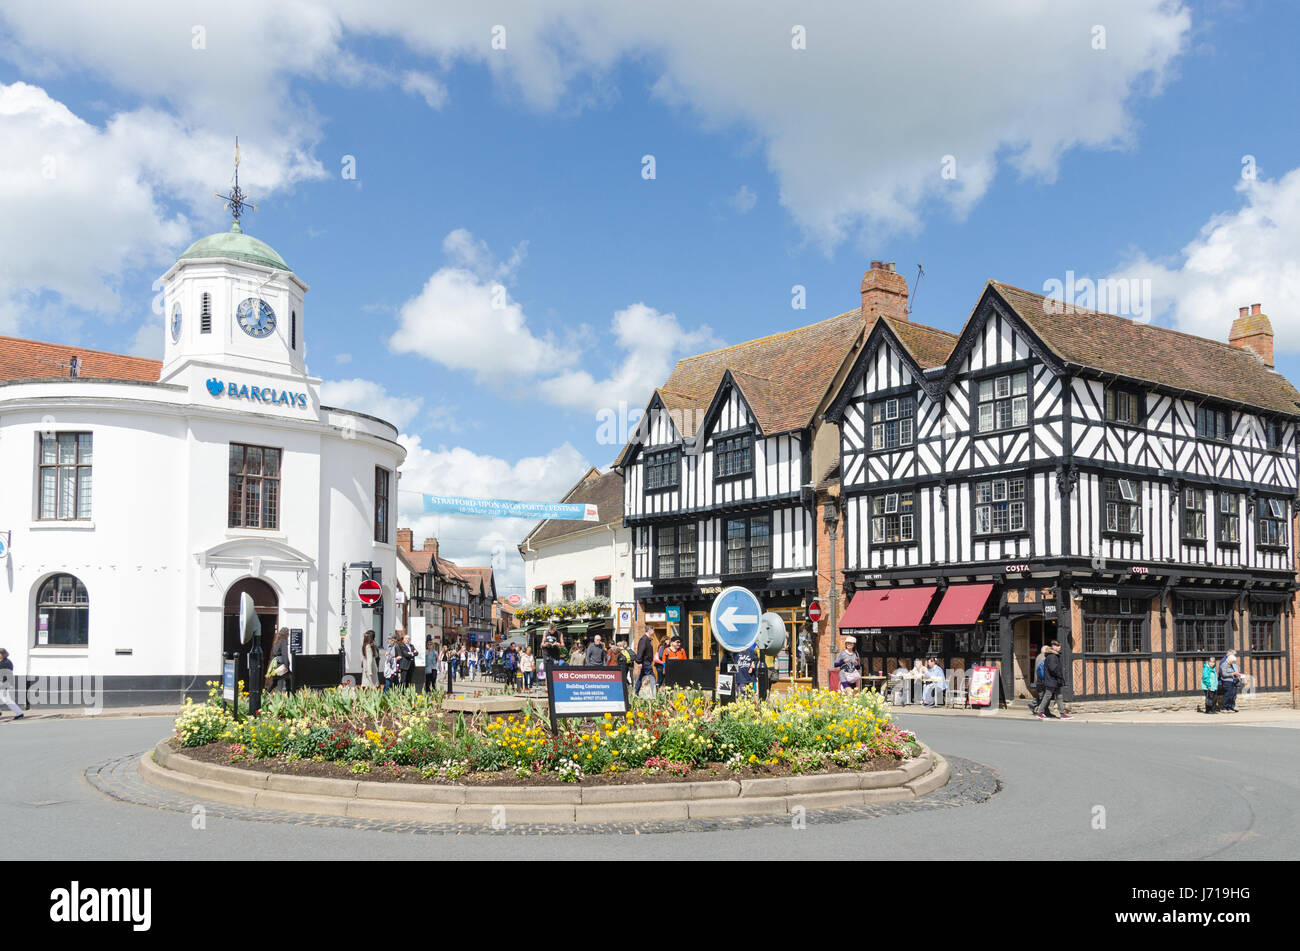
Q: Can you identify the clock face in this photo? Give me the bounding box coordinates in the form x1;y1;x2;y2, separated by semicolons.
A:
170;302;183;343
236;298;277;339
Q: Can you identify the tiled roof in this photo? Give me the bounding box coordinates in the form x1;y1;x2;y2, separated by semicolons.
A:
437;558;468;584
0;334;161;383
523;467;624;548
658;309;865;437
403;549;434;575
991;283;1300;416
458;566;497;597
882;315;958;370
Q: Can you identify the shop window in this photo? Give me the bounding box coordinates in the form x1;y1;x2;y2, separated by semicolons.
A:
1249;601;1280;652
37;432;93;520
35;574;89;647
870;395;915;450
1257;498;1288;549
1173;597;1229;654
1182;487;1206;541
769;607;810;679
1217;492;1240;544
974;478;1025;535
975;371;1028;433
228;443;281;530
1083;596;1147;654
871;491;915;544
1103;477;1141;535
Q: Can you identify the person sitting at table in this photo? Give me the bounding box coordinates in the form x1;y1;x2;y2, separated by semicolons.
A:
922;657;947;707
889;663;911;704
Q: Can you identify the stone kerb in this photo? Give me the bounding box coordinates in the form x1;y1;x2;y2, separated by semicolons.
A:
143;740;949;823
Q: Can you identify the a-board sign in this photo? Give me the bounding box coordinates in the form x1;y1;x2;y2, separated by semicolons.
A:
547;666;628;730
222;658;237;703
289;628;304;654
969;666;998;707
661;658;717;692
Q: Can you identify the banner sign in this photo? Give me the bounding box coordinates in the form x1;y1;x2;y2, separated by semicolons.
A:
421;494;598;522
547;667;628;728
969;665;998;707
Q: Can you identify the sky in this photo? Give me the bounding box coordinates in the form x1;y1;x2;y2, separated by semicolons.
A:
2;0;1299;597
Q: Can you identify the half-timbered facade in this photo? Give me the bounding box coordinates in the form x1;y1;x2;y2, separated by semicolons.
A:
828;283;1297;706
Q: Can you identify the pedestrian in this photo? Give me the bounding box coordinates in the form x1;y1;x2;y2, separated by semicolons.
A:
502;643;519;693
266;627;292;693
653;638;668;684
441;643;456;695
1034;640;1072;719
520;646;536;690
615;640;633;688
424;636;439;693
1219;650;1242;713
360;631;379;688
834;636;862;692
1200;654;1218;714
468;647;478;681
542;626;566;669
569;641;585;666
398;632;417;687
584;634;607;667
634;629;657;697
0;648;24;720
1032;644;1049;705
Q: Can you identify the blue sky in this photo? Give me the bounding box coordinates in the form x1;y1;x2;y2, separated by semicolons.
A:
2;1;1298;593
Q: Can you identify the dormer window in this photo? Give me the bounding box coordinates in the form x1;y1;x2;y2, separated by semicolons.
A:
644;448;681;491
870;395;915;450
976;371;1028;433
714;432;754;480
1104;387;1144;426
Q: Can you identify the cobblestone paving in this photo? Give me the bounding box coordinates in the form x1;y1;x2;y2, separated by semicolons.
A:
87;752;1000;836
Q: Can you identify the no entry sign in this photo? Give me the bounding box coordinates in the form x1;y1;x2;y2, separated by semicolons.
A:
358;579;382;605
807;600;823;623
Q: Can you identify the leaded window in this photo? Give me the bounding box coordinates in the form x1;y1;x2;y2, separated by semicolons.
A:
1174;597;1229;653
1103;477;1141;535
974;478;1025;535
1104;387;1143;426
37;432;93;520
714;433;754;479
870;395;915;450
1182;487;1206;541
1249;601;1280;652
657;523;697;579
725;517;769;573
1258;498;1288;548
228;443;281;530
976;372;1028;433
1264;419;1285;451
1082;596;1146;654
1196;406;1229;441
1217;491;1240;544
871;491;915;544
645;448;681;491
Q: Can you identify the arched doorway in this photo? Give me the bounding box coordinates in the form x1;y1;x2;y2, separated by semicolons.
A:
223;578;279;690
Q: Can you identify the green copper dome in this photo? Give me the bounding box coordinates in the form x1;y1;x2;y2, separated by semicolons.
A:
179;220;289;271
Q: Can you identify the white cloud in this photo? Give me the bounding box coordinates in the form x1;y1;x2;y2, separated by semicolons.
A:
1;1;1190;252
389;231;719;414
334;353;352;365
729;185;757;214
396;435;592;595
1108;168;1300;353
320;378;423;430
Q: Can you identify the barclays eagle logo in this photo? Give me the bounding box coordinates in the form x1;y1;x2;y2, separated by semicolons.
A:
206;378;224;397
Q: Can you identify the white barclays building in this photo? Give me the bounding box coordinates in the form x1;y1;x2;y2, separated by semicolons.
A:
0;212;405;706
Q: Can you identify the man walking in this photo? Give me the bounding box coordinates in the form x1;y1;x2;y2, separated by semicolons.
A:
584;634;607;667
0;649;24;720
634;630;656;697
1034;640;1072;719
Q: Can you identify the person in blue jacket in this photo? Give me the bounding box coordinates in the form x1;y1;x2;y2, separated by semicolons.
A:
1200;655;1218;714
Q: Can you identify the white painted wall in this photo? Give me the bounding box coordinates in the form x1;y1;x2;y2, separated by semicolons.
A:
520;525;633;609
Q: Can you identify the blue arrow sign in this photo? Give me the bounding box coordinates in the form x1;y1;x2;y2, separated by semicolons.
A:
710;586;762;653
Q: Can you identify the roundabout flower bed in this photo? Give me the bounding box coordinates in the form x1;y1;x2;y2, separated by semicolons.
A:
173;682;921;786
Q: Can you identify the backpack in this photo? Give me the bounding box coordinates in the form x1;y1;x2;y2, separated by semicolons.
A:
1035;658;1046;684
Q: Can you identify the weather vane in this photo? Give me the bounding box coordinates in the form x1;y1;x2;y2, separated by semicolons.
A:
214;136;257;225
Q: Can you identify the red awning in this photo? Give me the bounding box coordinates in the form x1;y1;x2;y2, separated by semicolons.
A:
929;583;995;626
839;587;937;631
592;575;611;581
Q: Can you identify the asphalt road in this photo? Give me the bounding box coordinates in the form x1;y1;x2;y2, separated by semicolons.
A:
3;713;1296;860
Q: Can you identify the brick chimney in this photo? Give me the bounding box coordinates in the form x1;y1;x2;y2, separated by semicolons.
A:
396;527;413;552
1229;303;1274;367
861;261;909;324
422;537;440;560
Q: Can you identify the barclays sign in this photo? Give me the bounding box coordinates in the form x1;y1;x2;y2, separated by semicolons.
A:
207;378;308;410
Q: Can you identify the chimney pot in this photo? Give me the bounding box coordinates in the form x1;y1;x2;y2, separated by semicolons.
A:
1229;303;1274;368
1239;306;1249;318
1251;303;1262;315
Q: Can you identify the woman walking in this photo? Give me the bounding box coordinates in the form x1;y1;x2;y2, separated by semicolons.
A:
424;636;439;693
520;646;536;690
834;636;862;692
266;627;292;693
441;643;456;696
360;631;379;688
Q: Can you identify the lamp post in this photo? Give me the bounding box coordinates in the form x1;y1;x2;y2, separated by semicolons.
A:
823;496;841;686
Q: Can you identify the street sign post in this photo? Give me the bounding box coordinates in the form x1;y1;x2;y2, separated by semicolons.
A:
358;579;382;606
710;586;762;653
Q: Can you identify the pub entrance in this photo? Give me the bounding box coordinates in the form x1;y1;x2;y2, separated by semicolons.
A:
223;578;279;692
1012;615;1057;699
